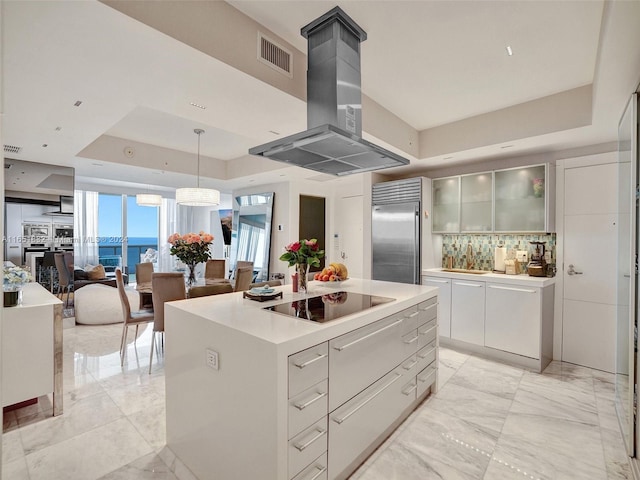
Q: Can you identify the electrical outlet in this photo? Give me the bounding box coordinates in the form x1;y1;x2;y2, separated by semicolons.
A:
206;349;219;370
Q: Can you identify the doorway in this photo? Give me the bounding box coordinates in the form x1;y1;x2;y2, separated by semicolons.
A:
299;195;326;272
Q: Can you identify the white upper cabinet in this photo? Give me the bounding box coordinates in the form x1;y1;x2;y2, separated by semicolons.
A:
432;177;460;233
494;164;554;233
460;172;493;232
432;163;554;234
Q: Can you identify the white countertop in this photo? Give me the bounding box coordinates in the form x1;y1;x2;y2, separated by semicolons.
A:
3;282;63;309
166;278;437;347
422;268;556;287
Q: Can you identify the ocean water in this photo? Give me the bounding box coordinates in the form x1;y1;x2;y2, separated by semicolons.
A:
98;237;158;247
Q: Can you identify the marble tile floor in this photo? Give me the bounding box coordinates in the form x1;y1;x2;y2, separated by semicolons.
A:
1;323;633;480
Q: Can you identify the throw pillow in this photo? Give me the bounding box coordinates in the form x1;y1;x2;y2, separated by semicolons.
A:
74;268;89;281
87;264;106;280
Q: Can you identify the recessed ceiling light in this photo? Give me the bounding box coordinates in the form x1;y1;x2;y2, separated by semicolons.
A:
42;144;48;147
55;126;62;131
74;100;83;107
501;145;514;149
190;102;207;109
505;45;513;56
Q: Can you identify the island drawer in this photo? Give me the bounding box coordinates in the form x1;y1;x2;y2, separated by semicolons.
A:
291;452;327;480
289;379;328;440
416;297;437;327
289;342;328;398
417;340;436;373
289;417;327;479
417;363;437;397
417;318;437;349
399;305;419;334
329;315;406;411
328;366;407;479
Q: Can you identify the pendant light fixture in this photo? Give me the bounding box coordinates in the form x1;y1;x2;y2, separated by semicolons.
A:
176;129;220;207
136;193;162;207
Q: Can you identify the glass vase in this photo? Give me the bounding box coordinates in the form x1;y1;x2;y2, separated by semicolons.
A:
296;263;310;294
186;263;197;287
3;289;22;307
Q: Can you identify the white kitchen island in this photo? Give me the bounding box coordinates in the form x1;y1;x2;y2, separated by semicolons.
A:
165;279;438;480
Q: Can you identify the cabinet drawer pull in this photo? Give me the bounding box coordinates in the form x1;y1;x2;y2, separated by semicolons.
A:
332;373;403;424
403;335;419;344
403;359;418;370
418;367;436;383
426;279;448;284
418;345;435;359
333;319;403;351
293;353;328;369
454;282;482;288
488;285;536;294
303;465;327;480
402;383;418;396
293;427;326;452
408;311;420;318
419;324;436;334
294;391;327;410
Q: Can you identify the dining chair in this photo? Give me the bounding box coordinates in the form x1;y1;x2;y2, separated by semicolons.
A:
233;267;254;293
135;262;154;309
236;261;254;274
204;259;226;282
189;283;233;298
116;268;154;366
150;272;186;373
54;253;73;307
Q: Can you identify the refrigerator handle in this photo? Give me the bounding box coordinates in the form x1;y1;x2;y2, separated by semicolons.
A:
414;206;420;284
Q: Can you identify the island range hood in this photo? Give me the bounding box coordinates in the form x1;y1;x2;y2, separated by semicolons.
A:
249;7;410;176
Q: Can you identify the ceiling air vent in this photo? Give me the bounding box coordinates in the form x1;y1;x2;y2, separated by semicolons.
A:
258;32;292;78
4;144;22;154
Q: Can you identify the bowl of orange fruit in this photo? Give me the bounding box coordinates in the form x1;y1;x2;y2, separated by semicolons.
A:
314;262;349;286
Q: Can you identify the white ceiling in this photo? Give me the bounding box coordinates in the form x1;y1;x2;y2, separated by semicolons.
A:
2;0;640;196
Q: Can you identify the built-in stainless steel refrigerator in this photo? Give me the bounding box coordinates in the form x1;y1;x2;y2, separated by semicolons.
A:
372;178;422;284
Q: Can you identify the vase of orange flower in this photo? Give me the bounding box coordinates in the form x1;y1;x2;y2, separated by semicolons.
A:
168;231;214;286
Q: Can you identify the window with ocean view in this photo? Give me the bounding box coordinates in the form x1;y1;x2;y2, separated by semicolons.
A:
97;194;159;281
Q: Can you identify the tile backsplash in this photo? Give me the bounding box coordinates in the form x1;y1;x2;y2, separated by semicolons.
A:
441;233;556;271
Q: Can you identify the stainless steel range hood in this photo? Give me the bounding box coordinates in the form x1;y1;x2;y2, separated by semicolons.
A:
249;7;410;176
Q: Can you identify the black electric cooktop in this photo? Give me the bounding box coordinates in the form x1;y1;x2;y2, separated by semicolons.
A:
263;292;395;323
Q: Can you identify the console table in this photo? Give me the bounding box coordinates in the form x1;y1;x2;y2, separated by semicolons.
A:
2;282;63;415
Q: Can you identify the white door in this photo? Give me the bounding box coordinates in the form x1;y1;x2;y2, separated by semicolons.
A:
335;195;363;278
562;162;618;372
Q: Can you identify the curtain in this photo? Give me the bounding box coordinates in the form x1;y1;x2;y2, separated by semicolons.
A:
158;197;176;272
74;190;99;267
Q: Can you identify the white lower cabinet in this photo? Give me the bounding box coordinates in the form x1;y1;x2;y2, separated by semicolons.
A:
451;279;486;345
485;283;541;359
422;276;452;337
289;417;328;479
328;366;408;479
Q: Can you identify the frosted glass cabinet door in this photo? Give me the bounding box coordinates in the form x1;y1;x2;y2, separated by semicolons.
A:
432;177;460;233
460;172;492;232
494;164;547;232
